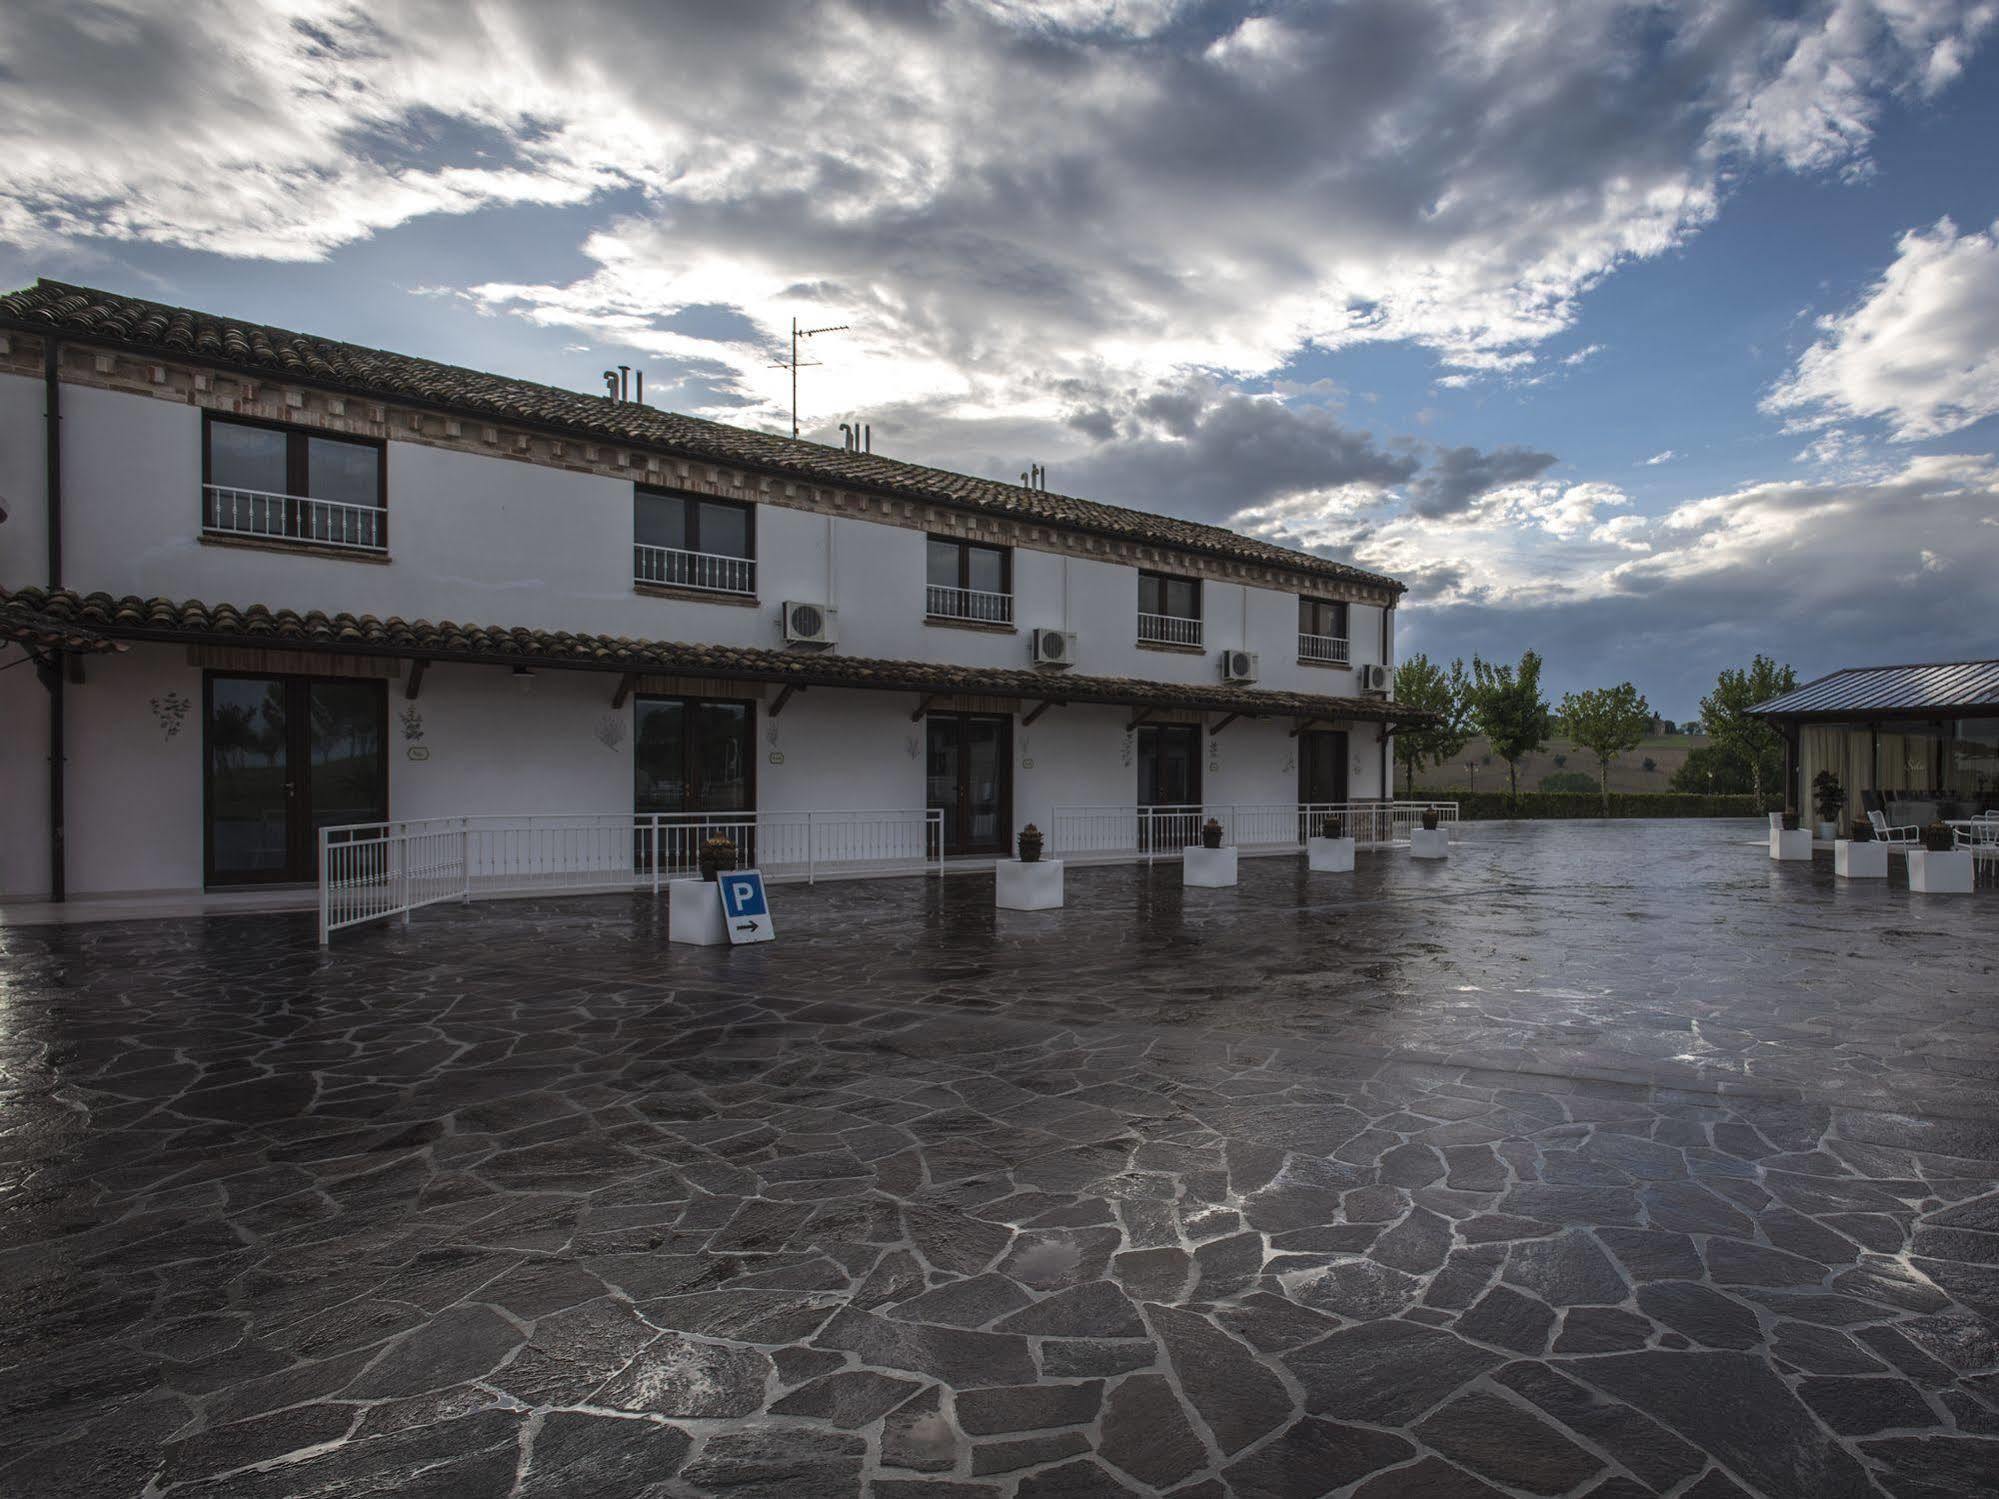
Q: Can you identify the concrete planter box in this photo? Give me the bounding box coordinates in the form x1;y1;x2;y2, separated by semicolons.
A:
1770;829;1812;862
996;858;1064;910
1908;849;1974;894
1834;840;1887;879
1183;845;1238;887
668;878;729;945
1307;836;1356;873
1409;828;1449;860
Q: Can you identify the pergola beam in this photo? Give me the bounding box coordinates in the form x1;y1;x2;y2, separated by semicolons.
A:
1288;717;1326;739
1022;699;1062;727
1125;707;1157;733
1208;712;1244;734
609;670;638;708
911;693;941;722
769;683;805;718
405;658;429;701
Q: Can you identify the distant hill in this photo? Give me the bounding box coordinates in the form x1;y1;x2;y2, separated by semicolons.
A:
1408;733;1710;795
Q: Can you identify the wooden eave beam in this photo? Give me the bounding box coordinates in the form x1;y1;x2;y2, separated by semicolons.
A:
609;670;637;708
1288;717;1325;739
911;693;940;722
1022;699;1061;726
769;682;805;718
405;658;430;701
1125;707;1157;733
1208;712;1244;734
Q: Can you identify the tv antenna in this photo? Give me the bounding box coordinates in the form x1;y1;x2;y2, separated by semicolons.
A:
772;317;849;438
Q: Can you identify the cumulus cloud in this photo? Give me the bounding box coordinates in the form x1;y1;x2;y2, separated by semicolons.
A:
1407;444;1560;519
1766;215;1999;439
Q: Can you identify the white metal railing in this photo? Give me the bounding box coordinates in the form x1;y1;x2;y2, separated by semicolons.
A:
634;544;757;595
926;584;1014;625
1137;612;1203;647
1298;633;1351;664
320;808;944;941
204;484;386;552
1048;801;1459;861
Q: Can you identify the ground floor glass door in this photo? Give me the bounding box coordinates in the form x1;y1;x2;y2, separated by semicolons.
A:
204;674;388;885
1136;723;1202;849
926;713;1011;855
1299;729;1349;805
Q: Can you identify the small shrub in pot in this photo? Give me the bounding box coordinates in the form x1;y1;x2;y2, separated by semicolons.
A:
698;834;737;882
1421;808;1440;831
1017;824;1043;863
1781;808;1800;832
1850;818;1873;842
1811;770;1847;831
1201;817;1225;850
1319;814;1344;839
1922;821;1955;853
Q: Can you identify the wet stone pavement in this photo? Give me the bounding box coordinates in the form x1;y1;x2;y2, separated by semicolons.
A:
2;819;1997;1499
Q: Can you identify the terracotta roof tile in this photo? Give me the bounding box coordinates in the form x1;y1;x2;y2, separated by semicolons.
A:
0;279;1402;595
1;587;1430;726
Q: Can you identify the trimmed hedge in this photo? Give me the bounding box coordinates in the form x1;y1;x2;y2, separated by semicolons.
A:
1425;791;1773;821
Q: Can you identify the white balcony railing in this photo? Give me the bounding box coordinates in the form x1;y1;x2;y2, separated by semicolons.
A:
634;544;757;595
204;485;386;552
319;809;944;941
926;584;1014;625
1298;632;1351;664
1137;612;1203;647
1049;801;1459;861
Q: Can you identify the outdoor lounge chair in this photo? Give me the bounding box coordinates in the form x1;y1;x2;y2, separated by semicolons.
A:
1868;809;1920;846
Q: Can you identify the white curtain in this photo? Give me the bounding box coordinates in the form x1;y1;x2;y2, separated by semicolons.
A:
1800;726;1870;822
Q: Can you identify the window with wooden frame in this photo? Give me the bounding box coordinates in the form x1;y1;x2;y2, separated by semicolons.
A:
201;413;387;553
1297;597;1351;664
634;487;757;595
1137;570;1202;645
925;535;1013;624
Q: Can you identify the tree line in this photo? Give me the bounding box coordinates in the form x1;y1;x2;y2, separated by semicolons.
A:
1394;651;1798;813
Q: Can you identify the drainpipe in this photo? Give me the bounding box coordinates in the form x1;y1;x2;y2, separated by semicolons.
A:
1379;601;1394;798
43;337;64;902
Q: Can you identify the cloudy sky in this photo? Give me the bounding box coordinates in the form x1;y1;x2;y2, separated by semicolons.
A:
4;0;1997;716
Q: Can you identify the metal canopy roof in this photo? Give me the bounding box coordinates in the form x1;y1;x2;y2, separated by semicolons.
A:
1750;659;1999;719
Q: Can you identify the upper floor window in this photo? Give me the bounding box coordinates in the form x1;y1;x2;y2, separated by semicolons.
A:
926;536;1013;624
1298;597;1351;664
1137;570;1202;647
635;487;756;596
202;415;386;553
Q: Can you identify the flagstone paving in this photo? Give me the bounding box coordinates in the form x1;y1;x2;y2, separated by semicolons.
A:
1;819;1996;1497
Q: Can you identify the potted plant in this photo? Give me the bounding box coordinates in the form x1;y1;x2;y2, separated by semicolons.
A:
1923;821;1954;853
1200;817;1225;850
1319;814;1344;840
1850;818;1873;842
1781;808;1800;832
1309;811;1354;872
1017;824;1043;863
1811;771;1846;841
1421;807;1440;831
698;833;737;882
1909;821;1973;893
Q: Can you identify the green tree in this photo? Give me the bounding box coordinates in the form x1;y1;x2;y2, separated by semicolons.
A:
1670;741;1782;795
1470;650;1553;803
1392;653;1475;791
1558;682;1653;814
1699;655;1798;808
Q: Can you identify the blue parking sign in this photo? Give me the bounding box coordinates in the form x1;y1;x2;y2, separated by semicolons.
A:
715;870;775;945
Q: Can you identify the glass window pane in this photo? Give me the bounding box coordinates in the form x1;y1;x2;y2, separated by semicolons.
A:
208;678;289;878
634;700;686;813
1949;718;1999;802
926;719;960;821
697;501;750;559
1139;574;1161;615
635;491;688;551
307;682;384;834
967;545;1006;595
306;437;379;508
1298;597;1314;632
690;701;752;812
209;421;287;493
1165;578;1198;619
928;539;960;588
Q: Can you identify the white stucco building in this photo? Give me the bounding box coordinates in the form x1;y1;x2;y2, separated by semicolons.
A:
0;280;1425;905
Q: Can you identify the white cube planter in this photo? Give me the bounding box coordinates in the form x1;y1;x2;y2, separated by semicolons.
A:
668;878;729;945
1908;849;1974;894
1770;829;1812;862
1307;836;1356;873
1833;840;1887;879
1183;845;1238;887
996;858;1064;910
1409;828;1450;860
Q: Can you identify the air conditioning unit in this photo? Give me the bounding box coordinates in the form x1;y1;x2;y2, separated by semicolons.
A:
1359;662;1392;693
781;601;838;648
1221;649;1259;684
1031;628;1078;668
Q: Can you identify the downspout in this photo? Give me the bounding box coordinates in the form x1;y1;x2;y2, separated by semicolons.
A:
43;337;64;902
1379;601;1393;798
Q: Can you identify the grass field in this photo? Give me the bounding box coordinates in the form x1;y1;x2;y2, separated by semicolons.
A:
1409;733;1709;795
